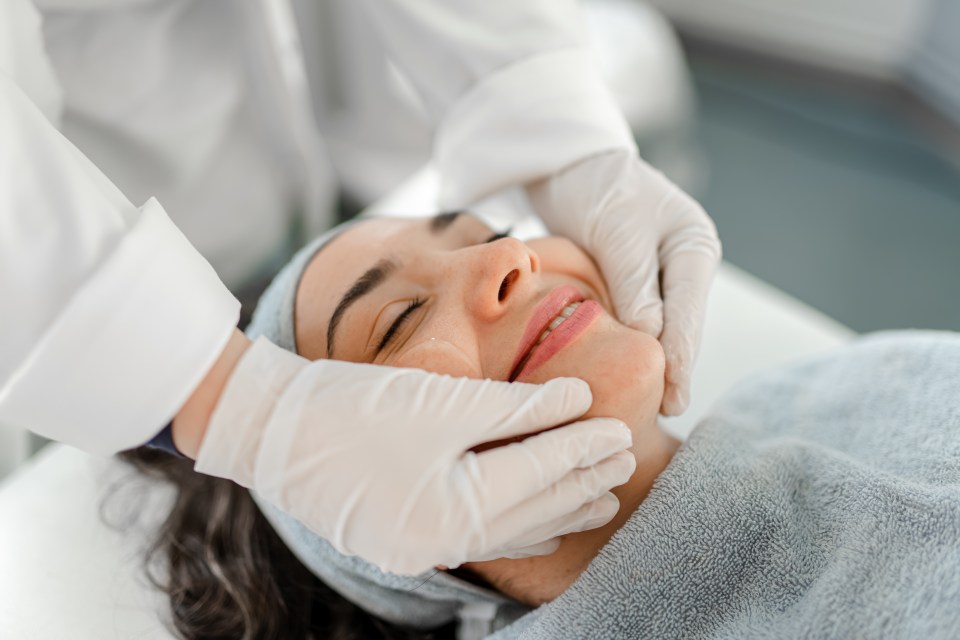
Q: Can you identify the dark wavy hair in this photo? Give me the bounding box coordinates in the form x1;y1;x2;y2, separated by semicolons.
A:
116;448;457;640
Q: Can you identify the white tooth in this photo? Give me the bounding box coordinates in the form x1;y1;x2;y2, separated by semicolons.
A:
530;302;583;355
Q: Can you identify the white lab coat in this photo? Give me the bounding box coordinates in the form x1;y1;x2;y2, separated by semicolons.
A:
0;0;634;456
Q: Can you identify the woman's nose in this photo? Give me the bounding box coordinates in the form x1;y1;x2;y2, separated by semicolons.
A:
462;237;539;321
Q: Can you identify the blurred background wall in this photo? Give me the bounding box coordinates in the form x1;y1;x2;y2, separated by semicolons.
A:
640;0;960;332
647;0;930;80
647;0;960;125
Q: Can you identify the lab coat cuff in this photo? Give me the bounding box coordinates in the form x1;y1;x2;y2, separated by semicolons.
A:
435;47;637;208
0;199;239;456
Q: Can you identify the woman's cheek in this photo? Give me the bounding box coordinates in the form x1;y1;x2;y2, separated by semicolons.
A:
394;338;483;379
595;326;664;432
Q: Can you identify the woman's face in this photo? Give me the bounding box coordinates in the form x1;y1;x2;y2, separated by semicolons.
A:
296;213;665;435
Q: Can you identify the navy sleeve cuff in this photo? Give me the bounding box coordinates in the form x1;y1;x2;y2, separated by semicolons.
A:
144;422;186;458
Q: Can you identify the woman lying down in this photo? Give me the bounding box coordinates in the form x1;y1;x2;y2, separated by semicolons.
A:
124;212;960;640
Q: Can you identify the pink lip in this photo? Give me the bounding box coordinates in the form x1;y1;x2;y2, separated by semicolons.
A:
513;300;602;382
509;285;581;380
509;285;596;382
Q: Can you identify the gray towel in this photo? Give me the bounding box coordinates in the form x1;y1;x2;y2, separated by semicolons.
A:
247;232;960;640
489;330;960;639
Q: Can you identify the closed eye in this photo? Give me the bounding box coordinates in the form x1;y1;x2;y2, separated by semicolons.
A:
374;225;509;354
376;297;424;353
484;227;513;243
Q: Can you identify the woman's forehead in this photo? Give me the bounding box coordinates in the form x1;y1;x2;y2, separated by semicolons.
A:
324;213;487;255
308;218;418;290
310;213;493;277
327;216;412;253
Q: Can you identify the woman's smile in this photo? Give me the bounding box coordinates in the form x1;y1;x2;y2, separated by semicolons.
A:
510;284;586;380
513;299;603;382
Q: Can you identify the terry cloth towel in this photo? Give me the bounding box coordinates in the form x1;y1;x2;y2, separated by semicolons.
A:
488;330;960;639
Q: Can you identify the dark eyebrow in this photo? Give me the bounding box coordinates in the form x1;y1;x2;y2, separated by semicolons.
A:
325;214;462;358
429;210;462;233
326;258;397;358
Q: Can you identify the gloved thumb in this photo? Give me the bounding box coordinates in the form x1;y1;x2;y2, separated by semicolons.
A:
657;252;717;415
590;224;664;339
463;376;593;445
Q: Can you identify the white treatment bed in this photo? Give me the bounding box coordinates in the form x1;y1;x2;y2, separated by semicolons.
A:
0;165;854;639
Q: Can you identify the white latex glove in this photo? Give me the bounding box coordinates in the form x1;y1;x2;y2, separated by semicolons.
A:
528;149;721;416
195;337;636;575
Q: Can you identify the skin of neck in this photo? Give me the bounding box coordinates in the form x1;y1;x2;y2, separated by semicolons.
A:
463;421;681;606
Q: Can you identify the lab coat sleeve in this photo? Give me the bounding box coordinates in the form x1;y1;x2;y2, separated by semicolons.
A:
354;0;637;207
0;0;62;125
0;73;239;456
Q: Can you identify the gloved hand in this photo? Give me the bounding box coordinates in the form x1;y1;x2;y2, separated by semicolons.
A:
528;149;721;416
194;337;636;575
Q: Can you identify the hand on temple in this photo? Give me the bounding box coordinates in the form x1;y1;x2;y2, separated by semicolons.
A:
528;149;722;416
191;336;636;576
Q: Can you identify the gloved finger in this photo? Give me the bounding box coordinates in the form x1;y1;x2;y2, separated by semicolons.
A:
612;272;664;339
657;251;719;416
497;492;622;558
472;418;633;516
481;452;634;548
620;295;664;341
597;240;664;339
660;376;691;419
466;492;620;562
464;376;594;444
490;539;560;561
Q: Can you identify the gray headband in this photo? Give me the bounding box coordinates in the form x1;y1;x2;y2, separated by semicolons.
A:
246;217;529;636
245;221;354;350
